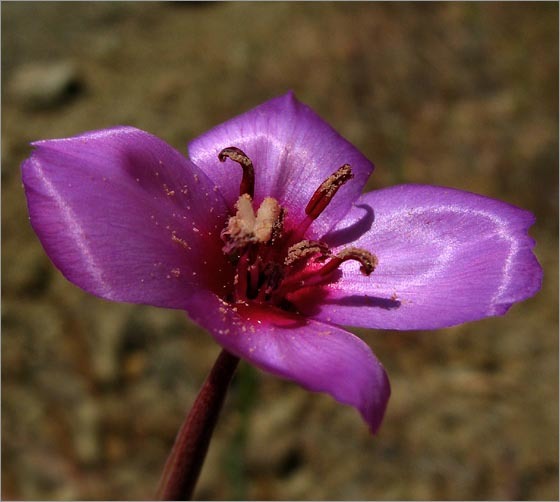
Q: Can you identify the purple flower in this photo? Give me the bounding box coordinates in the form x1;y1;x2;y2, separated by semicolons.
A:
22;92;542;434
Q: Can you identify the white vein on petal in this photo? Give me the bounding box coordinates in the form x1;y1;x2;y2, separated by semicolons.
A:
31;156;115;298
329;202;531;312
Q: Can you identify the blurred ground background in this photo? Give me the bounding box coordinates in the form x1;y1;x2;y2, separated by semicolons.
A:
2;2;558;500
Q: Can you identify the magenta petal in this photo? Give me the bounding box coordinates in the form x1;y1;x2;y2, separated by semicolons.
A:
188;92;374;238
22;127;231;308
186;291;390;434
304;185;543;330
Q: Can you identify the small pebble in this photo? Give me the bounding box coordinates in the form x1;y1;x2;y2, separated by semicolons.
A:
9;61;82;109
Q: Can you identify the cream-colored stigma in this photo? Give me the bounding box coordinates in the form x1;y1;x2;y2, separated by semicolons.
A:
228;194;256;239
254;197;282;242
224;195;281;247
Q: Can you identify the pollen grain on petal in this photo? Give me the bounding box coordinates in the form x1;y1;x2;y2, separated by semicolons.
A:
167;268;181;279
171;233;191;250
163;183;175;196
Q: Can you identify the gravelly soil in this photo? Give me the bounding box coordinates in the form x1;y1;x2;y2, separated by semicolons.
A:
2;2;558;500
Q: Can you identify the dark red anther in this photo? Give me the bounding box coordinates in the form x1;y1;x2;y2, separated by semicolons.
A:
305;164;353;220
218;147;255;198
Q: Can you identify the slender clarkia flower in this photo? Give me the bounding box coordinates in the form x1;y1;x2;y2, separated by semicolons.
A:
21;92;542;434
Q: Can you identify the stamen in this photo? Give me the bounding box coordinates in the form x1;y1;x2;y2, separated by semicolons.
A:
319;247;378;276
218;147;255;198
305;164;353;220
284;240;331;267
273;246;377;301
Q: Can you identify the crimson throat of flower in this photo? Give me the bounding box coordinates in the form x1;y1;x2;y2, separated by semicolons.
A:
218;146;377;310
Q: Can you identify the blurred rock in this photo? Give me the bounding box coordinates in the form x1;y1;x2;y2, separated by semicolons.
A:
8;61;82;109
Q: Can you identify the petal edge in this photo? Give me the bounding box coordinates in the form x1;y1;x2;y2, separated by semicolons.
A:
187;292;391;434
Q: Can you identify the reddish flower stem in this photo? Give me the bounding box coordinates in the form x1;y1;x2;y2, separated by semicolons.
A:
156;349;240;501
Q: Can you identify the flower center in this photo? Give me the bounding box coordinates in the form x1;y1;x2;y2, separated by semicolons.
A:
218;147;377;310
